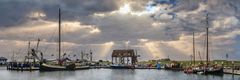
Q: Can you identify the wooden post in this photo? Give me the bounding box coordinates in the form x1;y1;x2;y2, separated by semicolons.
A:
232;61;234;75
115;57;117;64
112;57;113;64
30;63;32;72
21;63;23;72
127;57;129;65
122;57;125;65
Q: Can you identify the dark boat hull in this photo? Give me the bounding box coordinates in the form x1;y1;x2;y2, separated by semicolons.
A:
39;63;90;71
40;63;89;71
165;67;183;71
40;63;71;71
110;65;134;69
184;67;223;75
203;68;224;75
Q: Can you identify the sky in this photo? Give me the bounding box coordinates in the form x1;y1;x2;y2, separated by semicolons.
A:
0;0;240;61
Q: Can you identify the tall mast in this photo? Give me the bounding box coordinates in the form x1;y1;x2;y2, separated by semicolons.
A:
206;13;209;65
58;8;61;64
193;32;195;66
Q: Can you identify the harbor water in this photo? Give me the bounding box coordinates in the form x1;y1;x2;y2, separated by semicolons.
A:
0;67;240;80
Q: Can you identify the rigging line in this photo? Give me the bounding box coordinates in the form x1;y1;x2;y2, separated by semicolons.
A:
206;34;212;61
63;46;74;57
61;21;68;56
15;48;22;61
203;32;206;60
42;27;58;54
70;48;76;55
209;33;212;61
62;45;72;57
70;48;77;58
32;33;40;51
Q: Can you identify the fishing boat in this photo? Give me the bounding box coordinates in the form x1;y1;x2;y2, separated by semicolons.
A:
39;8;89;71
7;41;41;71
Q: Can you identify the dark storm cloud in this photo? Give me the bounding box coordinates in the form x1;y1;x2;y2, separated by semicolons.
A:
0;0;39;27
0;0;120;27
0;0;240;60
1;0;238;44
43;0;121;22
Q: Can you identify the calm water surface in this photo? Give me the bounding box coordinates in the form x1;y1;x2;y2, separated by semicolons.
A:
0;67;240;80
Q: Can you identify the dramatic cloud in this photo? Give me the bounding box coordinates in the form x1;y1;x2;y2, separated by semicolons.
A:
0;0;240;61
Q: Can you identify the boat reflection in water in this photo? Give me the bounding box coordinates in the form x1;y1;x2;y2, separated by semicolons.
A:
2;68;239;80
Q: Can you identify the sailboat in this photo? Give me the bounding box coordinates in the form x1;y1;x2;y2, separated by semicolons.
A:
198;14;223;74
185;13;223;75
39;8;89;71
184;32;196;73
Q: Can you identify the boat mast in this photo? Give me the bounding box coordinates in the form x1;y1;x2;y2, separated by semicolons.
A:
58;8;61;65
193;32;195;66
206;13;209;65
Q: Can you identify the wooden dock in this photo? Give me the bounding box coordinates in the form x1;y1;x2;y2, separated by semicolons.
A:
7;62;39;71
224;69;240;75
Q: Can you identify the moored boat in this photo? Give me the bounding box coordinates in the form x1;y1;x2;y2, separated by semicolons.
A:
39;8;90;71
195;65;223;75
184;13;224;75
7;41;41;71
40;62;75;71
